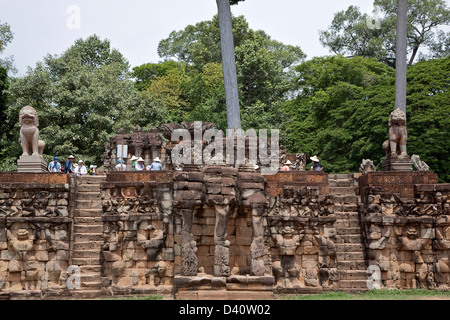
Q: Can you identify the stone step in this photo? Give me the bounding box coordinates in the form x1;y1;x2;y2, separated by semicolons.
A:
78;176;107;184
334;203;359;212
73;241;104;251
80;281;102;289
79;273;102;283
328;173;354;180
337;260;367;271
77;184;101;193
336;251;366;261
334;219;361;228
74;209;103;218
74;217;102;224
339;270;369;281
72;250;102;259
74;233;104;242
74;224;103;234
338;280;369;290
70;289;103;299
71;258;103;266
75;200;102;210
79;265;103;274
335;234;364;244
76;192;101;201
336;212;360;219
336;227;363;235
335;243;365;253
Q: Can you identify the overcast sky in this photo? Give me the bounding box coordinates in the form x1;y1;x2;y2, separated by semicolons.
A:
1;0;449;76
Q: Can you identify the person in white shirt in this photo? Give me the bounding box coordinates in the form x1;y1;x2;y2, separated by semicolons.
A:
75;160;88;176
135;157;146;171
115;159;127;171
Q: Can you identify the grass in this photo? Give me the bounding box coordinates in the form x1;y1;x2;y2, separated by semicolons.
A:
280;289;450;300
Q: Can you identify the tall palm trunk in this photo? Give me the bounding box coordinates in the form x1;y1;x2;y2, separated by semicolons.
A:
216;0;241;130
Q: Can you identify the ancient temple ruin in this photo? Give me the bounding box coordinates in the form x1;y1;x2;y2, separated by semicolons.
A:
0;117;449;300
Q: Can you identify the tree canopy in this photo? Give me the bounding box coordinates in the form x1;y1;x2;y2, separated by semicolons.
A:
320;0;450;67
3;35;165;169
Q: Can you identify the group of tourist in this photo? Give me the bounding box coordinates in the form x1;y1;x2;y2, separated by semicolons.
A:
115;156;163;171
48;155;97;176
281;155;323;172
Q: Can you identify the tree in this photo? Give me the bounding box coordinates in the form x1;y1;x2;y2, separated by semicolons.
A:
320;0;450;67
5;35;163;168
217;0;241;129
284;55;449;181
0;20;15;73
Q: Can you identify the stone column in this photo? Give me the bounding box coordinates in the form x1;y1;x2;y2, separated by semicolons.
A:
395;0;408;115
248;192;268;276
214;204;231;277
180;201;197;276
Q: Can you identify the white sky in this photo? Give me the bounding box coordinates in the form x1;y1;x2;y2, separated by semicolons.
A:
1;0;449;76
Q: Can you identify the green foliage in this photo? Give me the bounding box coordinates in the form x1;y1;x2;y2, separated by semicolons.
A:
5;35;165;168
285;55;449;181
0;20;15;73
320;0;450;66
281;289;450;300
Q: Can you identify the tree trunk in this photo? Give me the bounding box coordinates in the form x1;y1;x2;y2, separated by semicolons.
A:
216;0;241;130
395;0;408;116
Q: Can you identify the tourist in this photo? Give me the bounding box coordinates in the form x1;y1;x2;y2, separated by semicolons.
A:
281;160;292;172
89;165;97;175
48;156;62;172
64;155;75;174
130;155;138;171
115;159;127;171
310;156;323;171
75;160;88;176
148;157;163;171
135;157;146;171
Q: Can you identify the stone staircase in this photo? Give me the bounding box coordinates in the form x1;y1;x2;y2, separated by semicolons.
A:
70;175;106;298
328;173;369;292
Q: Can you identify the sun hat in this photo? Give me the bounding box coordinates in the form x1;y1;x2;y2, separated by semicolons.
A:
137;157;145;162
54;156;59;161
310;156;320;162
78;160;84;163
130;156;138;161
285;160;292;165
153;157;161;162
68;155;75;159
118;159;123;164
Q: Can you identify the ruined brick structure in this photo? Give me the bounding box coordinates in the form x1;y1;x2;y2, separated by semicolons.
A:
0;124;449;300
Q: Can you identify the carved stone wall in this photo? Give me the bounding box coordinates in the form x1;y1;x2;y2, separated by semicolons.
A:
360;172;450;290
0;173;74;297
100;172;175;295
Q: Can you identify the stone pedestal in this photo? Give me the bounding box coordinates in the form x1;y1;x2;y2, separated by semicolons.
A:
17;155;47;173
382;155;412;171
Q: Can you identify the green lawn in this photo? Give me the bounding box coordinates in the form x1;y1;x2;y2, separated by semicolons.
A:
279;289;450;300
103;295;164;300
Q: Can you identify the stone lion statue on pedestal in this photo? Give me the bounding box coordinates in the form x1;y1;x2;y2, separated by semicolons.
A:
383;109;408;158
19;106;45;157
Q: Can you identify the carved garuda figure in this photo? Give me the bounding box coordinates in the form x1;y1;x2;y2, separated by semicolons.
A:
19;106;45;156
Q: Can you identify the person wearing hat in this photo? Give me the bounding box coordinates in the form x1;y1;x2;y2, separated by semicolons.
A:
75;160;88;176
130;155;138;171
148;157;163;171
48;156;62;172
281;160;292;172
135;157;146;171
115;159;127;171
64;155;75;174
310;156;323;172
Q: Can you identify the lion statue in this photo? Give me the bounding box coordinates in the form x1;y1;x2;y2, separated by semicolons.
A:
19;106;45;157
383;109;408;158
